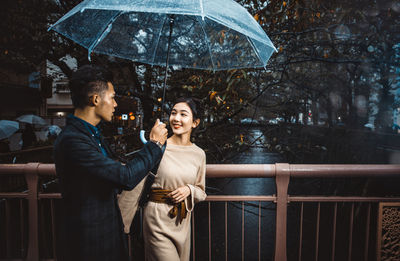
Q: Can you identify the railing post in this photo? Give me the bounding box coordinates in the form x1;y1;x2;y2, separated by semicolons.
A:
274;163;290;261
25;163;40;261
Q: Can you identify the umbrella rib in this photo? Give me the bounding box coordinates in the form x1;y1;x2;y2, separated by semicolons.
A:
197;17;216;71
151;14;168;65
88;11;124;61
199;0;205;19
246;36;265;68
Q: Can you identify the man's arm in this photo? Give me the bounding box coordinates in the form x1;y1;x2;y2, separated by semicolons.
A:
59;135;163;190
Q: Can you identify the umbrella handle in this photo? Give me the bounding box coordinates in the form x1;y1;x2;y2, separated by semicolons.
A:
139;121;164;144
139;130;148;144
139;129;166;155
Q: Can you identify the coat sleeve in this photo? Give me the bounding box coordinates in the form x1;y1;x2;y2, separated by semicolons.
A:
59;134;162;190
185;151;207;212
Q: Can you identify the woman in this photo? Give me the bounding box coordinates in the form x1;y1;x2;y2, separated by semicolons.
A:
143;97;207;261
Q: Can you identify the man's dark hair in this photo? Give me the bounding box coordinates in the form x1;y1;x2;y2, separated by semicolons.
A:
69;65;113;109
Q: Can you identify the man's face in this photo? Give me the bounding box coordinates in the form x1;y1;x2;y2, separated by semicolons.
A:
95;82;117;122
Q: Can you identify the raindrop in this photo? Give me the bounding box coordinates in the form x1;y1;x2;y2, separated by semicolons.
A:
391;1;400;13
367;45;375;52
333;25;351;40
329;92;341;109
363;8;380;17
389;151;400;164
355;95;367;117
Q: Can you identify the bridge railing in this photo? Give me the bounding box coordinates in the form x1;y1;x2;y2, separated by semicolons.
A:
1;163;400;261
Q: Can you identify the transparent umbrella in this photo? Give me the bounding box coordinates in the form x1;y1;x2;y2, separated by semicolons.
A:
0;120;20;140
49;0;276;71
49;0;277;142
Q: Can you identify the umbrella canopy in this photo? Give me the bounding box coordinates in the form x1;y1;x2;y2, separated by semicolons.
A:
0;120;19;140
16;114;47;126
44;125;62;136
49;0;277;71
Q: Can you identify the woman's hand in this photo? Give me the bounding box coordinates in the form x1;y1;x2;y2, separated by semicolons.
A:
168;186;191;203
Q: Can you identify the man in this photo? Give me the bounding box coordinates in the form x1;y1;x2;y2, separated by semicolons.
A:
54;65;167;261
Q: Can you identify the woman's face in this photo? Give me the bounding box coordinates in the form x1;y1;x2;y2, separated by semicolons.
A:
169;102;198;136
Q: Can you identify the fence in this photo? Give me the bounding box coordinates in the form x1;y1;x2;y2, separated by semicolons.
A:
1;163;400;261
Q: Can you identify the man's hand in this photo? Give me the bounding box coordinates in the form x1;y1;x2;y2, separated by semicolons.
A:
149;119;168;145
168;186;191;203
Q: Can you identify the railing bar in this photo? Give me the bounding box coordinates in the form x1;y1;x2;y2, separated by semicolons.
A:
242;201;244;261
38;193;62;199
40;200;49;257
20;199;25;257
0;193;28;198
206;195;275;201
5;199;10;258
288;196;400;202
348;203;354;261
50;199;57;260
315;202;320;261
258;201;261;261
192;211;196;261
225;202;228;261
208;201;211;261
332;203;337;261
25;162;40;261
2;163;400;177
128;234;132;260
298;202;303;261
364;203;371;261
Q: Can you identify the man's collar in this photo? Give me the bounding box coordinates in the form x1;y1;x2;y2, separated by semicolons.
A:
68;114;101;136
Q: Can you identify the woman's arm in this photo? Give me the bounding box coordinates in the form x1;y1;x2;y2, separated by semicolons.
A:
186;152;207;211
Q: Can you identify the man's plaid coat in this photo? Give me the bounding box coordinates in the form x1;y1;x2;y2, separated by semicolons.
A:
54;116;163;261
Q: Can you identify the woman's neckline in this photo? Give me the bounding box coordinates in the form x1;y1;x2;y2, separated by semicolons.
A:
167;142;194;147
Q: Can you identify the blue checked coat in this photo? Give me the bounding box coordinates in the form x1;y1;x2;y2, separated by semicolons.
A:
54;116;163;261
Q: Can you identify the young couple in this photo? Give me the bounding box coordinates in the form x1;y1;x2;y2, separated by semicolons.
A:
55;65;206;261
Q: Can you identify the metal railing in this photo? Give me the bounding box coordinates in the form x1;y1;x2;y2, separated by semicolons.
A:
1;163;400;261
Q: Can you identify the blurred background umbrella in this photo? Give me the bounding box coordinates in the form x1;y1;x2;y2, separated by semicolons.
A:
0;120;20;140
16;114;47;127
44;125;62;136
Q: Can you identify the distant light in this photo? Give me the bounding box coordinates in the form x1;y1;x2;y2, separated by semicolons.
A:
130;115;135;120
57;112;65;117
122;114;128;120
129;112;133;116
157;98;162;102
338;116;341;120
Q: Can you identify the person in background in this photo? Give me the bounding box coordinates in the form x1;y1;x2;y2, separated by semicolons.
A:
22;123;36;149
54;64;168;261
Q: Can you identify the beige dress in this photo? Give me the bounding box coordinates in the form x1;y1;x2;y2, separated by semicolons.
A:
143;143;207;261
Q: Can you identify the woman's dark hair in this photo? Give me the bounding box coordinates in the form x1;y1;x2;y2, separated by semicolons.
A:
172;97;203;121
69;65;113;109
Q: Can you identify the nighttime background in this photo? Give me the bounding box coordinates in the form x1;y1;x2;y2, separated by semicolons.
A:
0;1;400;260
